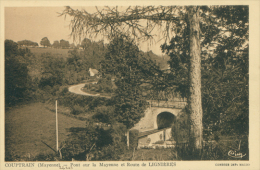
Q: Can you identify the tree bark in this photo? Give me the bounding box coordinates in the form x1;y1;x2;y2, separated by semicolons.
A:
187;6;203;151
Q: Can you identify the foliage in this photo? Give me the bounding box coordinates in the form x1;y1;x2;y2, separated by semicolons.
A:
202;6;249;136
101;37;148;129
60;125;98;161
38;53;66;88
129;129;139;150
5;152;58;161
17;40;38;47
83;40;107;69
140;50;170;70
84;76;116;94
60;39;70;49
67;49;85;72
93;122;127;160
71;104;86;115
40;37;51;47
176;135;248;160
173;108;190;144
202;53;249;135
33;153;57;161
52;40;60;48
5;40;33;106
81;38;91;50
101;37;139;77
161;6;248;136
60;121;127;161
70;43;76;49
92;106;115;123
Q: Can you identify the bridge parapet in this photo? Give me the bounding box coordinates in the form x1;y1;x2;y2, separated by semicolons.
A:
147;100;187;109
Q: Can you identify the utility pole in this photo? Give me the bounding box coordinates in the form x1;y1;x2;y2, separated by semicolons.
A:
126;130;129;149
56;100;59;152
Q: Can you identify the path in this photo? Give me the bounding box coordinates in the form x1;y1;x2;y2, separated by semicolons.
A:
68;82;111;98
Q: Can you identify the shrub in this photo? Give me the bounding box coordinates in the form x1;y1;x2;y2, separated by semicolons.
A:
71;105;85;115
94;122;127;160
33;153;57;161
174;108;189;144
129;129;139;150
92;106;115;123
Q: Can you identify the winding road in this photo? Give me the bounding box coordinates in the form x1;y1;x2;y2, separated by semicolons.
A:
68;83;111;98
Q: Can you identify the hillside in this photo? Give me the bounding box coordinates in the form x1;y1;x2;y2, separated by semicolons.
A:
27;47;82;58
141;51;170;70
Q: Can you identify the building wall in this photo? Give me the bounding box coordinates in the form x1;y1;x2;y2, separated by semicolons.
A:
132;108;154;132
138;128;172;147
165;128;172;141
89;68;99;77
138;130;164;146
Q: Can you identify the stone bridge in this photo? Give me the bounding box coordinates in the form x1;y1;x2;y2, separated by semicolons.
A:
131;100;187;132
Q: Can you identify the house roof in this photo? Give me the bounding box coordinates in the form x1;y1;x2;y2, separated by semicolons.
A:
89;68;99;74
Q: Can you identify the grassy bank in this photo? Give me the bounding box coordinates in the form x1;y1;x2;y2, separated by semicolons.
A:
5;102;87;161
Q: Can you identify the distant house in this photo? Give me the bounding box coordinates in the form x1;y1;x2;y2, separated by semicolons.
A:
89;68;99;77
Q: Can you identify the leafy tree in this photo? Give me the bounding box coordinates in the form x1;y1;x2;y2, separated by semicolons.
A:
201;6;249;136
141;50;169;70
82;39;107;69
5;40;32;106
70;43;76;49
92;106;115;123
101;37;148;129
64;41;107;85
67;49;93;73
17;40;38;47
52;40;60;48
76;44;81;49
81;38;91;50
60;39;70;49
61;121;126;161
40;37;51;47
161;6;248;136
38;53;66;89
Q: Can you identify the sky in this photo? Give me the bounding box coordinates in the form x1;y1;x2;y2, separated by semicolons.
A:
5;7;165;55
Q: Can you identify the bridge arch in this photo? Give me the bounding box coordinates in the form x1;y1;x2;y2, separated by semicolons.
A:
152;108;181;129
157;112;176;129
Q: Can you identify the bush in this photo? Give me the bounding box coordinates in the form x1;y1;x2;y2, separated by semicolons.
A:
92;106;115;123
129;129;139;150
71;105;85;115
59;86;68;94
94;122;127;160
174;109;189;144
5;40;32;106
60;122;127;161
33;153;57;161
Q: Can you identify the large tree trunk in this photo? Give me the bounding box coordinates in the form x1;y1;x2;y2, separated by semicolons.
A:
187;6;203;151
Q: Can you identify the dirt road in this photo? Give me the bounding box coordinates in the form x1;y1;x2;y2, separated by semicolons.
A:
68;83;111;98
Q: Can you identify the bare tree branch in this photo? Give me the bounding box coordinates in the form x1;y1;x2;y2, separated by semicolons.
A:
59;6;183;43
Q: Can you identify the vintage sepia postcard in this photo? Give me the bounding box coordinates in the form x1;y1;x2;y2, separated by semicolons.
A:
1;0;259;170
